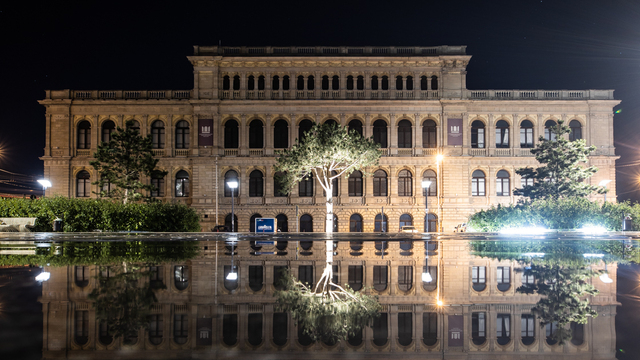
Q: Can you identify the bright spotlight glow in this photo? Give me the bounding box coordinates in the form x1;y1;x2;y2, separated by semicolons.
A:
499;226;548;235
436;300;443;306
522;252;545;257
579;225;607;234
35;272;50;282
598;180;612;187
226;272;237;281
436;154;444;162
422;180;432;189
583;253;605;258
422;272;432;283
37;179;52;188
599;273;613;283
227;181;238;189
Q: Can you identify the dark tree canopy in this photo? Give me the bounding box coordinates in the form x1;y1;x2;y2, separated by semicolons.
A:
90;120;167;204
514;120;605;200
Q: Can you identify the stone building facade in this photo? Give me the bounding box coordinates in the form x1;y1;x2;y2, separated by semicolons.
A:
40;238;618;359
39;45;620;232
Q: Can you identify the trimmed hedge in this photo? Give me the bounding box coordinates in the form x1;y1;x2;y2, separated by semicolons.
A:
468;197;638;232
0;197;201;232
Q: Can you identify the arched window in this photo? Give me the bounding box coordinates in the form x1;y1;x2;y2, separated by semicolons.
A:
223;264;238;290
175;120;190;149
495;120;510;148
496;170;510;196
332;75;340;90
373;170;388;196
273;119;289;148
247;313;263;346
77;121;91;149
420;76;428;90
249;214;262;233
422;170;437;196
224;170;239;197
373;313;388;346
431;76;438;90
348;170;363;196
307;75;314;90
396;75;403;90
232;75;240;90
398;266;413;291
398;170;413;196
381;75;389;90
373;265;387;291
406;76;413;91
223;75;230;90
224;119;239;148
425;214;438;233
148;314;163;345
398;312;413;346
222;215;236;233
248;264;263;291
276;214;288;232
348;265;363;291
496;314;511;345
349;214;363;232
521;314;535;345
544;120;557;141
272;75;279;90
348;119;363;136
346;75;354;90
101;120;115;144
569;120;582;141
99;320;113;345
570;322;584;345
397;119;412;148
300;214;313;232
373;119;388;148
356;75;364;90
472;312;486;345
324;119;338;127
273;313;287;346
151;120;165;149
298;119;313;142
497;266;511;291
520;120;534;148
371;75;379;90
471;120;485;148
248;119;263;148
175;170;189;197
374;213;388;232
423;313;437;346
247;75;255;90
257;75;265;90
174;265;189;291
223;314;238;345
399;214;413;228
472;266;486;291
274;171;287;197
297;75;304;90
76;170;90;197
75;266;89;287
282;75;290;90
422;120;437;148
75;310;89;345
249;170;263;197
321;75;329;90
298;173;313;197
472;170;486;196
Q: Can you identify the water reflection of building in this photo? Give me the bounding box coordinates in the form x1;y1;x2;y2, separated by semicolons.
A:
40;239;618;359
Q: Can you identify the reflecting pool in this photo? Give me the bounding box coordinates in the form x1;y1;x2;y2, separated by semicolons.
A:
0;232;637;359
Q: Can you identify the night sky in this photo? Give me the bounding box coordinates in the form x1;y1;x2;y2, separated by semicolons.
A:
2;0;640;199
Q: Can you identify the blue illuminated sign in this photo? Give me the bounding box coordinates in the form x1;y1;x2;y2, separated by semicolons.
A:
255;218;277;233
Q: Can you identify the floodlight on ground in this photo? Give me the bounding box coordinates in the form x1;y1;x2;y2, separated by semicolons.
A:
36;272;50;282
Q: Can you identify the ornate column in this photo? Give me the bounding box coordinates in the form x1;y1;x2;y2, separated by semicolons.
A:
239;114;248;156
390;113;397;155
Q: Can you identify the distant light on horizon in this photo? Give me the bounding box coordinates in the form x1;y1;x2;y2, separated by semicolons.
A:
579;225;608;234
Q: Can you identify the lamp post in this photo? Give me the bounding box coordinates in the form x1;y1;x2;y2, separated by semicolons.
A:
37;179;52;198
226;237;238;281
422;180;433;283
599;179;612;203
227;180;238;232
599;262;613;283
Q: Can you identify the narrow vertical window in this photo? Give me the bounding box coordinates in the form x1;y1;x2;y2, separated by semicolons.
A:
398;170;413;196
497;266;511;291
569;120;582;141
348;265;363;291
472;266;486;291
273;119;289;148
422;170;437;196
471;170;486;196
248;120;263;148
349;214;363;232
224;119;239;148
373;120;388;148
151;120;165;149
373;170;388;196
175;120;190;149
497;314;511;345
471;120;485;148
249;170;263;197
101;120;115;144
348;170;363;196
423;313;437;346
224;170;238;197
77;120;91;149
75;310;89;345
175;170;189;197
398;313;413;346
495;120;510;148
472;312;486;344
520;120;533;148
496;170;510;196
544;120;557;141
398;266;413;291
397;119;412;148
173;314;188;344
76;171;91;198
373;265;387;291
422;119;437;148
521;314;535;345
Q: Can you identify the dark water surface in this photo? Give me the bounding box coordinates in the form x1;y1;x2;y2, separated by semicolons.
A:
0;232;637;359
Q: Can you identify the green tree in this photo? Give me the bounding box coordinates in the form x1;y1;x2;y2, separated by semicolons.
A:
274;122;380;232
514;120;605;200
90;120;167;204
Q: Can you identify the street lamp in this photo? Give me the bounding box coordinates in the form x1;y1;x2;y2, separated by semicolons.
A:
599;179;612;202
599;262;613;283
37;179;52;198
227;180;238;232
422;180;433;283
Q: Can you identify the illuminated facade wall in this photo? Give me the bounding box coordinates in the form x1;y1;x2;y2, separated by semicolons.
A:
40;46;620;232
40;240;618;359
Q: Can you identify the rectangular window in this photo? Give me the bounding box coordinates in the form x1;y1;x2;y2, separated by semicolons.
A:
249;265;264;292
174;314;188;340
423;312;437;345
398;266;413;291
521;314;534;338
472;177;485;196
472;266;486;284
348;265;363;291
149;314;163;338
496;178;509;196
298;265;314;286
373;265;388;291
522;271;535;285
151;177;165;197
397;312;413;346
497;266;511;291
497;314;510;338
75;310;89;339
472;312;486;338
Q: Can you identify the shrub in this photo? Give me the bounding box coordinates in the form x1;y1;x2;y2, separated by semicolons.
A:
0;197;200;232
468;198;637;232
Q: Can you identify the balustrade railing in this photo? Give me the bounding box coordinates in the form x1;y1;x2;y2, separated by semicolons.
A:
152;149;165;157
469;148;487;157
76;149;91;156
224;149;239;156
494;148;511;156
249;149;263;156
175;149;190;156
